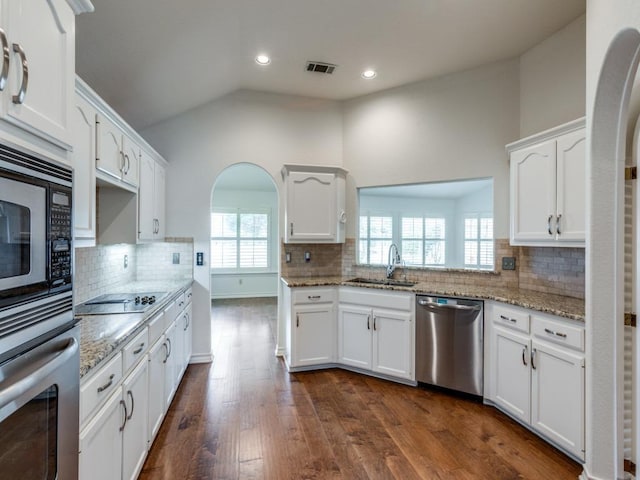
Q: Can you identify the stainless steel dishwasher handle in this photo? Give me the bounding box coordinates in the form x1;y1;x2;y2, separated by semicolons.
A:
417;299;481;311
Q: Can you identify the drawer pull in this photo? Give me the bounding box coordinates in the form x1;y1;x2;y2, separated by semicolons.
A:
308;295;321;300
544;328;567;339
500;315;516;323
97;374;115;393
133;343;145;355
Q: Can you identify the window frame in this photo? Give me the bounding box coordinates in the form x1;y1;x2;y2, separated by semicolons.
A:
210;207;271;273
463;213;494;270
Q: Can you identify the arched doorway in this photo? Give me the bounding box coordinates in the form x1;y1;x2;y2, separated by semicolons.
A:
209;163;281;350
587;28;640;480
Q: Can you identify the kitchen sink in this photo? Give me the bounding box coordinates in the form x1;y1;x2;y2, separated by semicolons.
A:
346;277;416;288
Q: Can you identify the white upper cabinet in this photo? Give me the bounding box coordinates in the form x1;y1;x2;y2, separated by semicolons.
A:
72;93;97;244
281;164;347;243
138;149;166;241
96;113;139;188
508;118;585;247
0;0;77;149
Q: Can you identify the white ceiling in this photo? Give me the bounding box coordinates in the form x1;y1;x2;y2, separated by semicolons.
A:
76;0;586;131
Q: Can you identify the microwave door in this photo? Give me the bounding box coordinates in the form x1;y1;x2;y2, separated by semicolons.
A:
0;176;46;291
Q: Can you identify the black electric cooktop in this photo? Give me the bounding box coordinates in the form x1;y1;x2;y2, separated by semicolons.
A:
75;292;168;315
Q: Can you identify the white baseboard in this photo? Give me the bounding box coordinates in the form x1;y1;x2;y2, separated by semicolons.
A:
189;353;214;364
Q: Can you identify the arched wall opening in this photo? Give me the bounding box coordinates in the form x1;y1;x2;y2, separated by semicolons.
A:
586;27;640;480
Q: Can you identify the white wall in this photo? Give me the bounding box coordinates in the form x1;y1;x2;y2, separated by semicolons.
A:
519;14;586;137
141;89;343;360
342;59;519;240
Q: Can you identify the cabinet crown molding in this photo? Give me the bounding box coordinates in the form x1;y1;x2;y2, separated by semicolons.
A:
67;0;94;14
506;117;586;155
281;163;348;180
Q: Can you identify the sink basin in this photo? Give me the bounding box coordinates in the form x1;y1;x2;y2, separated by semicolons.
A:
347;277;416;288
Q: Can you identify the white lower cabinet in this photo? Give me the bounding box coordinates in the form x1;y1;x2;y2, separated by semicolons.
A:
486;301;585;461
122;360;149;480
79;359;148;480
283;285;336;369
79;286;194;480
338;288;414;381
79;386;123;480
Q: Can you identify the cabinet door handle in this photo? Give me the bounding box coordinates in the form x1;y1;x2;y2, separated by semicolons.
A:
556;214;562;235
500;314;516;323
367;315;370;330
162;341;169;363
133;343;145;355
290;223;294;236
0;28;9;91
184;313;189;331
124;154;131;174
166;338;172;358
522;346;528;366
373;317;377;331
547;215;553;236
119;400;128;432
126;390;135;420
97;374;115;393
296;314;299;328
11;43;28;104
119;151;126;173
531;348;537;370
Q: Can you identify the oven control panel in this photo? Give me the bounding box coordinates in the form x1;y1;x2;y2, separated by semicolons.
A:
50;187;72;288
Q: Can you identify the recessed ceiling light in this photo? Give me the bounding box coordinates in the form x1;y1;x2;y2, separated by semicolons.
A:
361;69;377;79
255;55;271;66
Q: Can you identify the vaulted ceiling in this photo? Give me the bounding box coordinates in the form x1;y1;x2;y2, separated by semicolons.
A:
76;0;586;130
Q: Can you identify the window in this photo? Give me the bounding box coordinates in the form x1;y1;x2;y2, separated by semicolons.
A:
464;215;494;269
401;217;446;266
359;214;393;264
211;210;269;270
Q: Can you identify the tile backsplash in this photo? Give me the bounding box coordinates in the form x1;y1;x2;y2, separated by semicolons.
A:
74;241;194;304
282;238;585;299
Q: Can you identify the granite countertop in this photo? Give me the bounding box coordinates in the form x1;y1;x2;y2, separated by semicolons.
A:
77;279;193;379
281;276;585;322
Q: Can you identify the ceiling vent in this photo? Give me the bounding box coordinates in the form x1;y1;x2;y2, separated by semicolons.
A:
305;61;337;74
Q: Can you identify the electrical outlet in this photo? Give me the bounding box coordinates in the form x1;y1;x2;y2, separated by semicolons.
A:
172;253;180;264
124;254;128;269
285;252;291;263
502;256;516;270
304;251;311;262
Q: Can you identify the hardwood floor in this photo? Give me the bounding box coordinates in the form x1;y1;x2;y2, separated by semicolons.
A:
139;298;582;480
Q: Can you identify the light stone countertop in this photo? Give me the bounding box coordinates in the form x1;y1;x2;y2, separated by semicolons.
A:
281;276;585;322
77;279;193;379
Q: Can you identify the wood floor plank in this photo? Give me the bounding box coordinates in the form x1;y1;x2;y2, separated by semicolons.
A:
139;298;583;480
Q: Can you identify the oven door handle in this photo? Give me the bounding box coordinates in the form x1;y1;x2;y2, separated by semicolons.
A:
0;337;78;411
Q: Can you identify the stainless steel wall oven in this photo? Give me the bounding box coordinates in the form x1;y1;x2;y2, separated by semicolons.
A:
0;142;78;480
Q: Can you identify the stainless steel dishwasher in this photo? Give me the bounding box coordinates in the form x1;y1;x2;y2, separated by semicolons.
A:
416;295;484;397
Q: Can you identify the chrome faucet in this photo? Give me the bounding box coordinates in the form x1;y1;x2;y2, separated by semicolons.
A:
386;243;401;278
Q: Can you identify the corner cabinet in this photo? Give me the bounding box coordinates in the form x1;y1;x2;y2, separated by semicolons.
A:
508;118;586;247
281;164;348;243
484;301;585;461
282;285;336;369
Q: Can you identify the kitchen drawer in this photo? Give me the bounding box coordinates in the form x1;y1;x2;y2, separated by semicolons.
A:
293;288;336;305
339;287;413;311
532;315;584;352
148;311;165;346
492;304;530;334
80;352;123;426
123;328;149;374
164;299;180;324
184;287;193;306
